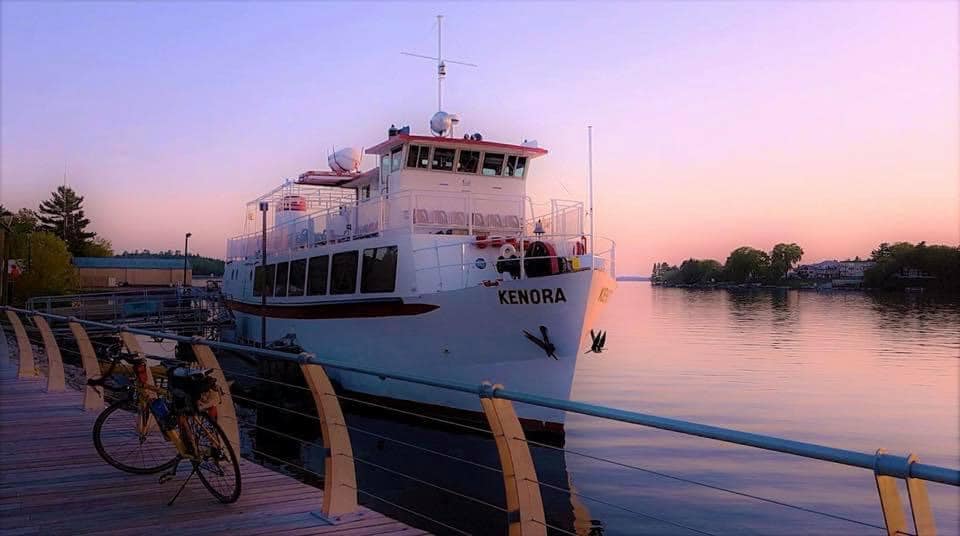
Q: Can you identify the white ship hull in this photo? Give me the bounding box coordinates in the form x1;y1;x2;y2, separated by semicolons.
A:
228;268;615;427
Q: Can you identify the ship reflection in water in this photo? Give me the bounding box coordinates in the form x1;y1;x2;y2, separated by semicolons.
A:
222;282;959;535
227;368;603;536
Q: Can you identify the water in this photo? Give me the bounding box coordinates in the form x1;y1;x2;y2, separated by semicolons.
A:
237;284;960;535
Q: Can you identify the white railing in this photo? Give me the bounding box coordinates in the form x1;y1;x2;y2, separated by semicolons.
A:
411;234;616;293
227;190;535;260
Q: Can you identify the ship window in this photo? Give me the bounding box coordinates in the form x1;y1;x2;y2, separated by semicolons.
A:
361;246;398;293
380;155;390;181
253;266;264;296
407;145;429;168
264;264;276;296
330;251;359;294
431;147;455;171
391;146;403;172
506;155;527;177
274;262;289;297
481;153;504;176
457;150;480;173
288;258;307;296
307;255;329;296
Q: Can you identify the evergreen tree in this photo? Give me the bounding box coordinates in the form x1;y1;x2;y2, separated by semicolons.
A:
37;186;96;256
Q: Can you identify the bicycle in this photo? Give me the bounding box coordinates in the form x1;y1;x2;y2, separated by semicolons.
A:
87;346;241;505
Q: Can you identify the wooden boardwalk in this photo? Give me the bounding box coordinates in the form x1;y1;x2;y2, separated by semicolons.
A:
0;363;427;535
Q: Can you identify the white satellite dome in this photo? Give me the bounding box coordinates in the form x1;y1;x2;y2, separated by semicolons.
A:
430;111;460;136
327;147;362;174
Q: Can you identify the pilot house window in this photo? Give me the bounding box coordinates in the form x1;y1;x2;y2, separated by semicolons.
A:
391;146;403;172
407;145;430;169
481;153;504;176
361;246;398;293
431;148;456;171
330;251;359;294
506;155;527;177
457;150;480;173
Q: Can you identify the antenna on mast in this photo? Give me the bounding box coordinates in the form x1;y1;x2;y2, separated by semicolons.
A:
401;15;477;112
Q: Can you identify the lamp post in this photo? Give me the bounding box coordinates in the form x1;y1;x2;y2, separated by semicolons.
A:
259;201;268;348
183;232;192;287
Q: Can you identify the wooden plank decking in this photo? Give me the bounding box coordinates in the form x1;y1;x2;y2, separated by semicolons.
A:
0;361;427;535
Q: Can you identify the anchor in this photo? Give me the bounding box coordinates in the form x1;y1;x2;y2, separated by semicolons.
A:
522;325;557;359
586;329;607;354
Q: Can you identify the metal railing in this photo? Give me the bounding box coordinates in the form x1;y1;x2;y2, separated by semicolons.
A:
2;304;956;536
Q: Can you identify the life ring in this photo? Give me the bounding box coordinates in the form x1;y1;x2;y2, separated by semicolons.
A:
499;243;517;258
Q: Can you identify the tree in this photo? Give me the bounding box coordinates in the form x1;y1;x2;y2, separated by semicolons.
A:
769;243;804;280
678;259;723;284
37;186;96;256
12;232;79;302
80;236;114;257
723;247;771;283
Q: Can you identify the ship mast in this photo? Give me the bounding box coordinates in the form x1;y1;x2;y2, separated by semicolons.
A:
402;15;476;112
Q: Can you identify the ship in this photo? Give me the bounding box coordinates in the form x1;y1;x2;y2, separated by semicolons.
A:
221;19;616;431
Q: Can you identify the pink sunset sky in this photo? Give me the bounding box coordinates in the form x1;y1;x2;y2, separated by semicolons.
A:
1;2;957;275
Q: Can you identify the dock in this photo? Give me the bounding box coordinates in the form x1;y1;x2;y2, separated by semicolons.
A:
0;363;426;535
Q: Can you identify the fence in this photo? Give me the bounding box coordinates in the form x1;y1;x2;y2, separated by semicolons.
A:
2;304;956;536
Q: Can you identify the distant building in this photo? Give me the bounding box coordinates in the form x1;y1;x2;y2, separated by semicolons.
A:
73;257;191;288
794;260;876;281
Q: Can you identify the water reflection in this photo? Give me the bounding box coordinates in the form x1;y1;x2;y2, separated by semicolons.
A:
220;284;958;535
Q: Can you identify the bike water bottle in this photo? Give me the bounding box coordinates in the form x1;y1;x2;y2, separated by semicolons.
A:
149;398;173;431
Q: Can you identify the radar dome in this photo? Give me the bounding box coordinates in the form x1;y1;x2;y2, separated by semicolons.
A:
430;111;460;136
327;147;362;174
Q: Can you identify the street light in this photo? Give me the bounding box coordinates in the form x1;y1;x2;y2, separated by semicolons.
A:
183;232;192;287
259;201;268;347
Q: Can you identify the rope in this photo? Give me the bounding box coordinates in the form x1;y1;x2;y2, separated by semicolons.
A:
522;438;887;531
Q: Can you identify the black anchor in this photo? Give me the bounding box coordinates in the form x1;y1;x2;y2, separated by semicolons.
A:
522;325;557;359
586;329;607;354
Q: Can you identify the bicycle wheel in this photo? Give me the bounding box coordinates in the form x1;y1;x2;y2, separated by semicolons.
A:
92;397;180;474
189;412;242;503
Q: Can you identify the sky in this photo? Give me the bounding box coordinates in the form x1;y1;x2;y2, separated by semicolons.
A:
1;1;957;275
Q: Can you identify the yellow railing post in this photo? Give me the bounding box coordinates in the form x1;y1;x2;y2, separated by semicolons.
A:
33;315;65;392
68;320;104;410
191;339;241;450
299;354;359;523
6;310;37;379
480;382;547;536
875;449;937;536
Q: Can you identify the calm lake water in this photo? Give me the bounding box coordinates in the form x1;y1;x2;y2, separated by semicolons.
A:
237;283;960;535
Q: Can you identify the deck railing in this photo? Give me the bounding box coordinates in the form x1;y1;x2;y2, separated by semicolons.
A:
2;304;956;536
226;190;579;261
